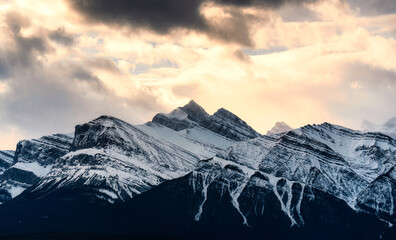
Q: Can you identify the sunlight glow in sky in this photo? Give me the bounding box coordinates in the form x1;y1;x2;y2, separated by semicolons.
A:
0;0;395;149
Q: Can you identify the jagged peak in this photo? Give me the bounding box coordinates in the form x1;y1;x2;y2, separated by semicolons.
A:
267;121;292;135
212;108;256;130
92;115;122;122
182;100;203;111
88;115;136;129
180;100;209;122
151;100;209;131
213;108;240;121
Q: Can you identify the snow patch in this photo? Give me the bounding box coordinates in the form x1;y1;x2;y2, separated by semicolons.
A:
12;162;52;177
8;186;25;198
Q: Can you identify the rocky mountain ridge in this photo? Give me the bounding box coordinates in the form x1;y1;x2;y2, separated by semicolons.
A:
0;101;395;239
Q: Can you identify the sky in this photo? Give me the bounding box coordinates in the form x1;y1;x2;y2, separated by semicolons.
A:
0;0;395;149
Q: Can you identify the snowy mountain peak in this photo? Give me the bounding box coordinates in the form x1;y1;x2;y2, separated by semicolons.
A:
180;100;209;123
266;121;292;135
361;116;396;139
72;115;144;152
151;100;206;131
152;102;260;141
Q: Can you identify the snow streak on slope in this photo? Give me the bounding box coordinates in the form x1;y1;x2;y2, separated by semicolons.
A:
214;123;396;218
189;157;307;227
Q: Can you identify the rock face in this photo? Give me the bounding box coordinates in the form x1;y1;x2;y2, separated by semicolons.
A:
0;151;14;174
153;101;260;141
266;121;292;135
361;117;396;139
199;108;261;141
0;134;73;204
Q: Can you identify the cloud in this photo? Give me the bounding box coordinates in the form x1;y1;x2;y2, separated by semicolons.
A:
69;0;206;33
349;81;362;89
347;0;396;16
0;9;165;146
1;0;395;149
0;12;50;79
68;0;322;46
49;28;76;46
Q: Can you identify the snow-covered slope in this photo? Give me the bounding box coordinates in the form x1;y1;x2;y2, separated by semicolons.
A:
207;123;396;224
0;134;73;203
21;101;252;204
136;122;234;159
24;114;235;204
152;122;396;229
266;121;292;135
361;117;396;139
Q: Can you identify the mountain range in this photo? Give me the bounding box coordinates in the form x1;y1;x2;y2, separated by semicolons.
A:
0;100;396;239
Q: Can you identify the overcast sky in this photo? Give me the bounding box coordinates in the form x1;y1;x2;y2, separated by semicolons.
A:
0;0;395;149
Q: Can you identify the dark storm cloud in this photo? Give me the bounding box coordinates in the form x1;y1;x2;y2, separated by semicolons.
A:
215;0;317;7
69;0;206;34
69;0;322;46
49;28;76;46
206;6;259;46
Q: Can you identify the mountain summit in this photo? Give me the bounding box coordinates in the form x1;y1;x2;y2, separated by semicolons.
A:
152;100;260;141
266;121;292;135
